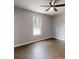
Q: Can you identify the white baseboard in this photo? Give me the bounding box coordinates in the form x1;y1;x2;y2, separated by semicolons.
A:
52;36;65;41
14;36;53;47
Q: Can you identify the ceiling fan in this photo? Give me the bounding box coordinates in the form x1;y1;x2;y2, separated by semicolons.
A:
40;0;65;11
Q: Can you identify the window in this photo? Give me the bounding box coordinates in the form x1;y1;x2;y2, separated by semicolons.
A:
33;16;41;35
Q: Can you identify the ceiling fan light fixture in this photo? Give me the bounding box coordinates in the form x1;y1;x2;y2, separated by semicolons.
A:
50;7;54;10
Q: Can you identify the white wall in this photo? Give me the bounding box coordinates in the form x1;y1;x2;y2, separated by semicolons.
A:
14;8;52;46
52;13;65;41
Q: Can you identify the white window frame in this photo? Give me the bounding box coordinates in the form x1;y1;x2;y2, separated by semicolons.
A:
33;15;42;36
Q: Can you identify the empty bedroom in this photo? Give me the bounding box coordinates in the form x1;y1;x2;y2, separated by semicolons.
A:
14;0;65;59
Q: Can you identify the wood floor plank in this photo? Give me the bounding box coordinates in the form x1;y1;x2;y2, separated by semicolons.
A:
14;38;65;59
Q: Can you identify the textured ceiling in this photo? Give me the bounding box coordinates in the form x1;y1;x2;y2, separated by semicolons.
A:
14;0;65;16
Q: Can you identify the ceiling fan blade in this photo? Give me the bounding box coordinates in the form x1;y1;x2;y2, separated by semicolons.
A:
40;5;50;7
53;0;56;5
51;0;53;2
53;0;60;5
50;0;53;4
45;7;50;11
55;4;65;7
54;7;57;11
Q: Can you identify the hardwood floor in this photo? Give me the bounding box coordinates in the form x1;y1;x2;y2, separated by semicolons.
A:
14;38;65;59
